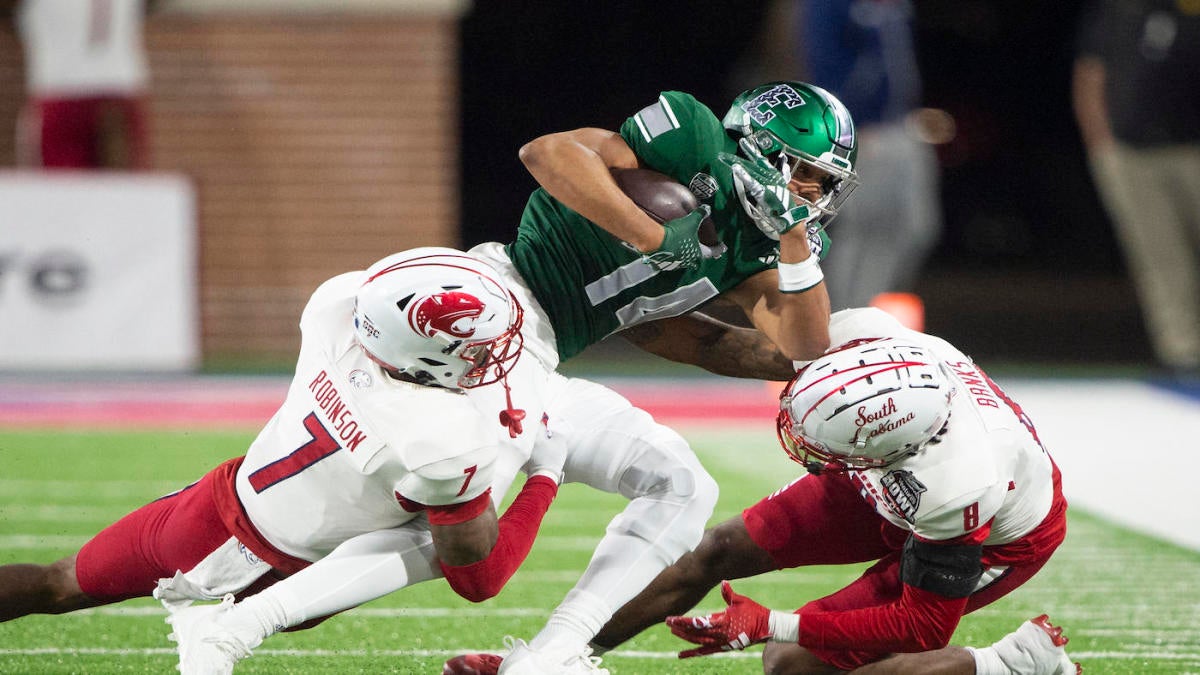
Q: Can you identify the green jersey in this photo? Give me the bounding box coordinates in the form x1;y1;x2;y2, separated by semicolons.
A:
506;91;780;361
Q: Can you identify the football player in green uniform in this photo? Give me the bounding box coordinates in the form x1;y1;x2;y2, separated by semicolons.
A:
503;81;858;365
445;81;860;675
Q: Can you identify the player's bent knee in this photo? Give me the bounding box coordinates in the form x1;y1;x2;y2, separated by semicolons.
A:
689;521;754;581
611;462;718;561
762;642;832;675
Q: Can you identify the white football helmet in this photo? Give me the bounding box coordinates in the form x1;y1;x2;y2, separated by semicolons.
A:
353;247;523;390
776;339;955;472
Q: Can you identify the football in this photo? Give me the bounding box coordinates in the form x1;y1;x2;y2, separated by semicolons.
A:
612;167;719;246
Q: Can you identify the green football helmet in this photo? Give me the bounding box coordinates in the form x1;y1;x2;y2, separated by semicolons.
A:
723;81;859;221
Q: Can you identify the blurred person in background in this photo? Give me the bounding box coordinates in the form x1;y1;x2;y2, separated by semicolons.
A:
796;0;943;319
1073;0;1200;377
589;307;1080;675
14;0;154;169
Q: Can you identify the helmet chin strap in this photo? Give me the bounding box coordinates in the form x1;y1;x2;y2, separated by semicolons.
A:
497;374;526;439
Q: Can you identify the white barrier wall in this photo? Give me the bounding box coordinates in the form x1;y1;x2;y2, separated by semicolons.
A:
0;172;198;371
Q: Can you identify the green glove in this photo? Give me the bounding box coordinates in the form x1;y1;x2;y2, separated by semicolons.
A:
643;205;713;271
718;150;816;241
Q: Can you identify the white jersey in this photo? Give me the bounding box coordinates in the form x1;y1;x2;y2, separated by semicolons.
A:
18;0;150;96
829;308;1056;544
236;273;500;562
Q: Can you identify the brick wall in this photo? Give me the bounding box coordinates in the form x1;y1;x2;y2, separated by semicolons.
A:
0;13;462;366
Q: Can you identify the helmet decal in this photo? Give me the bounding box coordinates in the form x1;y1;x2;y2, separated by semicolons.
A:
776;340;954;472
851;397;917;449
353;246;524;413
407;291;487;339
740;83;806;126
806;84;856;150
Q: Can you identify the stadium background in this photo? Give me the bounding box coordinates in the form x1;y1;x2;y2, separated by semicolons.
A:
1;2;1199;672
0;0;1152;371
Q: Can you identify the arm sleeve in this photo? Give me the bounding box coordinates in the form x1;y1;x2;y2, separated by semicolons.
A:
438;475;558;603
796;528;989;653
798;583;969;653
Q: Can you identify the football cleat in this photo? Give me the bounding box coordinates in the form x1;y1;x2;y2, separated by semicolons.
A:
1029;615;1083;675
497;637;609;675
443;652;503;675
166;594;256;675
993;615;1082;675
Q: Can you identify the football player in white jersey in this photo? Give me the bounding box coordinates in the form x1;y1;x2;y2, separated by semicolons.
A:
0;248;565;673
586;307;1082;675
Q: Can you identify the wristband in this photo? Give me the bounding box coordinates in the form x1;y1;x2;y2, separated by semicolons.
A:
777;256;824;292
530;468;562;484
768;610;800;643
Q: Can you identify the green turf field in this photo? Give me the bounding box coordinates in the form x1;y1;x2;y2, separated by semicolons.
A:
0;428;1197;674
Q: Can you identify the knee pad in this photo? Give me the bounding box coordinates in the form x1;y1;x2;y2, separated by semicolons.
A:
607;426;719;561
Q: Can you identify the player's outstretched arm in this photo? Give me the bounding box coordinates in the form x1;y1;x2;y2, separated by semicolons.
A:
433;476;557;603
434;437;565;603
620;313;796;381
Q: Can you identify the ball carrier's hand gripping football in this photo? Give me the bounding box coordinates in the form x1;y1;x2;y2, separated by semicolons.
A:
612;168;726;271
643;205;716;271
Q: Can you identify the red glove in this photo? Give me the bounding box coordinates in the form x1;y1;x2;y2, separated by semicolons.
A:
664;581;772;659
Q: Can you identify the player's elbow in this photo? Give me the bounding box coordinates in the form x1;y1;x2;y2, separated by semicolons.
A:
441;563;505;603
448;578;504;604
782;334;830;363
518;133;568;173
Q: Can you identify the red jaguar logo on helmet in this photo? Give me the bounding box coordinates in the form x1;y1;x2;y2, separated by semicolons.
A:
408;291;486;338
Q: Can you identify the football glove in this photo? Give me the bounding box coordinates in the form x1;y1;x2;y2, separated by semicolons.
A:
665;581;772;659
643;204;721;271
522;416;568;483
718;150;818;241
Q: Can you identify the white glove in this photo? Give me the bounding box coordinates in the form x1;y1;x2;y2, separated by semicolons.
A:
522;417;568;484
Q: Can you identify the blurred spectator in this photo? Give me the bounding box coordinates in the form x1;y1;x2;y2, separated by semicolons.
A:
1073;0;1200;375
14;0;153;170
795;0;942;314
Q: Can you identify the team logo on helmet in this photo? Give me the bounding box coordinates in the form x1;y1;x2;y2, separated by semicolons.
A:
742;83;805;125
407;291;486;339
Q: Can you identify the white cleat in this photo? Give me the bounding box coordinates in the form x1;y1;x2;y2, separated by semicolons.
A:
166;594;255;675
497;637;609;675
